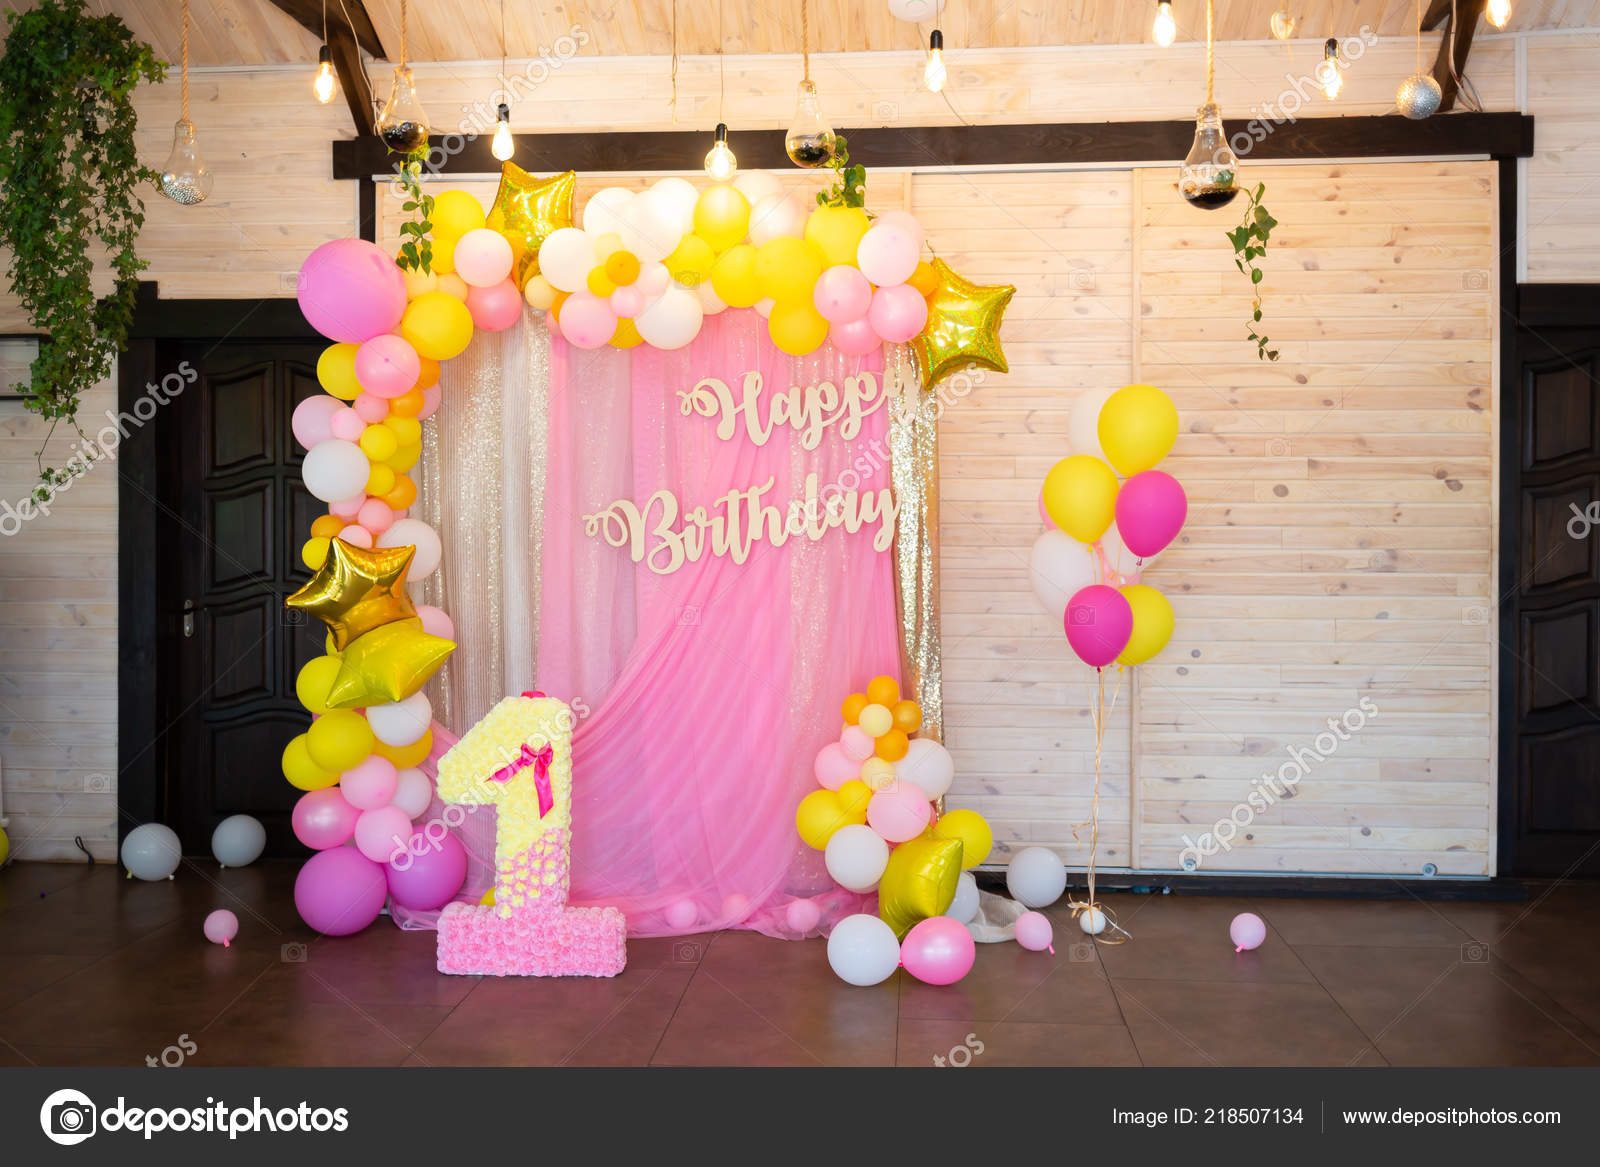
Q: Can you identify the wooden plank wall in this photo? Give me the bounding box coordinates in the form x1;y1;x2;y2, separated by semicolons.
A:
1524;32;1600;281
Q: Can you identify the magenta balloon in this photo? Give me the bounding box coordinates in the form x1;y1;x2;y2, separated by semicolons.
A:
1115;470;1188;558
294;847;388;936
292;787;361;850
813;264;873;323
828;314;882;357
297;238;408;343
466;278;524;332
1064;583;1134;668
901;916;976;985
385;829;468;910
867;283;930;344
291;395;343;449
354;334;421;398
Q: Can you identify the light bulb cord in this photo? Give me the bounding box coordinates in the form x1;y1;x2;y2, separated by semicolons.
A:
801;0;811;84
1416;0;1422;71
1205;0;1215;103
399;0;408;68
180;0;190;121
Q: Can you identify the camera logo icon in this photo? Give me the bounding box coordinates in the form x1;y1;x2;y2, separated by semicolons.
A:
40;1088;97;1146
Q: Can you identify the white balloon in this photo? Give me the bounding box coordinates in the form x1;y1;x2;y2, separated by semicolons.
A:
697;280;728;316
888;0;946;22
581;186;635;236
366;691;432;747
391;768;434;819
635;260;671;298
943;871;980;923
650;176;701;236
748;192;807;246
634;285;703;349
1069;385;1118;462
121;823;181;880
1030;529;1098;621
826;913;901;986
824;824;890;892
620;188;682;263
537;227;598;293
301;439;369;503
732;169;783;208
1100;520;1160;580
1079;906;1108;935
897;738;956;801
1006;846;1067;909
873;209;926;255
377;517;443;579
210;814;265;868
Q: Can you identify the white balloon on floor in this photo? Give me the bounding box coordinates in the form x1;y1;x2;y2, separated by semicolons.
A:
210;814;266;868
1006;846;1067;908
943;871;980;923
122;823;182;881
827;913;902;986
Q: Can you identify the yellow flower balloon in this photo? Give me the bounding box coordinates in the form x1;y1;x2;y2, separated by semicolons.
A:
1117;584;1176;666
932;808;993;869
1041;455;1119;545
488;164;576;288
877;836;963;939
909;258;1015;390
323;617;457;709
285;538;418;650
1097;383;1179;476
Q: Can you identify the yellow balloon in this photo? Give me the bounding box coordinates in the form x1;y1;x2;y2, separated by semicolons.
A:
877;837;963;939
305;709;374;772
605;248;642;286
1118;584;1175;666
836;779;872;819
857;702;893;738
754;237;822;303
402;266;439;301
317;343;361;401
295;655;344;714
0;825;8;868
609;318;644;349
1098;383;1179;476
478;887;496;906
384;415;422;447
401;292;475;361
586;266;616;297
1041;455;1119;545
387;442;421;474
309;514;344;539
767;299;829;356
523;274;557;310
300;536;331;570
437;273;470;302
933;808;993;869
663;237;714;287
431;189;487;238
710;244;762;307
365;462;396;496
430;232;459;276
693;184;751;253
804;205;870;267
860;757;896;790
796;788;860;850
375;728;433;769
593;232;625;262
282;733;338;791
359;424;398;462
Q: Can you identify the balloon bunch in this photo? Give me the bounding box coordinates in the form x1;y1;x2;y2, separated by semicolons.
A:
527;170;939;357
796;675;997;987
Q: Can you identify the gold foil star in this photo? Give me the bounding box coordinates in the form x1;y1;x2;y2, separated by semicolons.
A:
488;164;575;289
909;258;1015;390
285;539;418;650
324;617;456;709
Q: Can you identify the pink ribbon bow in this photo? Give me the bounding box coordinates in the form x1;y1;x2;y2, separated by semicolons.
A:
489;742;556;818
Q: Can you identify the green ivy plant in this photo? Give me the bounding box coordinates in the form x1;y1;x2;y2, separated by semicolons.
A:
0;0;165;490
1227;182;1280;361
394;146;434;274
816;134;866;209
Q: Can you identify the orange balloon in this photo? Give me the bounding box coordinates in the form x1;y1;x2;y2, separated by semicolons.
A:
383;473;417;510
412;357;440;392
309;514;344;539
874;729;909;762
892;699;924;734
388;386;425;417
909;260;939;297
841;692;869;725
865;675;900;707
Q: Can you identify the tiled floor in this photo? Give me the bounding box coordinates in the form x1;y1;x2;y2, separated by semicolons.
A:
2;861;1598;1067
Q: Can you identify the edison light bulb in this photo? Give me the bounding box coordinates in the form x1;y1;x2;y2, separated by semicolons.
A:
1269;9;1296;40
377;65;430;152
491;103;514;162
1487;0;1511;28
158;118;214;205
1317;39;1344;100
1153;1;1176;47
785;79;837;168
704;123;737;181
313;45;336;104
925;29;946;92
1178;102;1239;210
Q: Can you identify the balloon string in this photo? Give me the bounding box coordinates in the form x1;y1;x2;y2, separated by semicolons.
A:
1070;666;1131;944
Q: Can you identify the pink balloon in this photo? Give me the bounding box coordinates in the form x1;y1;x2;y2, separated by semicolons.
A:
1115;470;1188;558
330;406;367;441
1230;912;1267;953
341;755;399;810
293;787;361;850
292;395;343;449
354;334;421;399
337;523;374;548
454;227;515;288
385;828;468;910
353;804;413;863
557;291;617;349
867;284;930;344
840;725;875;762
873;209;926;254
813;742;859;791
294;846;388;936
813;264;873;323
203;908;239;947
856;223;921;287
466;278;523;332
329;494;365;520
1037;489;1052;527
901;916;976;985
610;284;645;318
1015;910;1055;953
664;899;698;931
1064;583;1134;668
356;497;394;535
418;385;443;420
416;603;454;640
297;238;408;343
786;898;822;933
828;314;882;357
867;780;932;843
353;392;389;423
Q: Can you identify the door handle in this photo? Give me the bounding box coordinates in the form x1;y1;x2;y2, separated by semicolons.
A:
183;599;195;639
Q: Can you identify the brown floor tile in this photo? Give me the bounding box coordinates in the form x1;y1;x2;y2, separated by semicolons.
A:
0;953;102;1010
263;926;481;1009
195;998;451;1066
896;1019;1141;1067
1088;894;1317;984
899;939;1122;1023
1256;898;1472;949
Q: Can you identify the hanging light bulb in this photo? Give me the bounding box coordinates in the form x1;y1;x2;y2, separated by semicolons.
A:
1178;2;1237;210
925;29;947;91
378;1;429;152
159;0;212;205
704;123;737;181
1269;10;1296;40
1487;0;1512;27
491;103;514;161
1317;38;1344;100
313;45;336;104
1153;1;1177;47
785;3;835;168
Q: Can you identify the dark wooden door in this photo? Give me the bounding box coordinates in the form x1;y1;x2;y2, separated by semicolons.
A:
1504;313;1600;876
164;340;326;856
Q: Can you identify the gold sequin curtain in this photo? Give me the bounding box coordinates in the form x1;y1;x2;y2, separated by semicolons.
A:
886;344;943;742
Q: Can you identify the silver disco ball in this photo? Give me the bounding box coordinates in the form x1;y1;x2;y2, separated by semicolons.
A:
1396;72;1443;120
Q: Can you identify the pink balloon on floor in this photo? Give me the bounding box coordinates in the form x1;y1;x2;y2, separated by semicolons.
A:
292;395;342;449
664;899;699;931
786;897;822;933
840;725;875;762
356;497;394;535
1115;470;1188;558
813;264;873;323
901;916;976;985
203;909;239;947
292;786;360;850
828;314;882;357
466;278;523;332
867;283;930;344
1014;910;1055;953
867;780;932;843
385;828;468;910
341;755;399;810
1064;583;1134;668
297;238;408;343
353;392;389;423
353;803;412;862
416;604;454;640
337;523;373;548
330;407;366;442
1230;912;1267;952
354;333;422;398
294;846;388;936
813;742;859;790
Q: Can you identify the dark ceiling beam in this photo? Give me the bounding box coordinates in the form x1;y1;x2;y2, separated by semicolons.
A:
264;0;381;136
1423;0;1488;113
262;0;386;58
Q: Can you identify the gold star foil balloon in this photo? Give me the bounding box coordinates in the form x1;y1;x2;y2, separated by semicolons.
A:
324;616;456;709
285;539;418;650
876;836;963;939
910;258;1016;390
488;164;575;289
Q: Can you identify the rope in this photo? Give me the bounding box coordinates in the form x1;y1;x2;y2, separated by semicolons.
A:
1416;0;1422;72
1205;0;1214;103
718;0;725;119
400;0;407;67
180;0;190;121
801;0;811;83
670;0;679;120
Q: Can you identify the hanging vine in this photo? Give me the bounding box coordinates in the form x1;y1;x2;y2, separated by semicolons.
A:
0;0;165;490
1227;182;1280;361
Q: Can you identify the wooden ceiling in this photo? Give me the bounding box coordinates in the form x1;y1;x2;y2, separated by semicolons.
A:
5;1;1598;65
